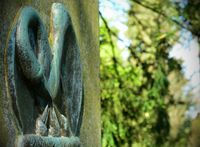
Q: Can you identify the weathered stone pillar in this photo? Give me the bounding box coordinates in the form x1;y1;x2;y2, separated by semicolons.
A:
0;0;100;146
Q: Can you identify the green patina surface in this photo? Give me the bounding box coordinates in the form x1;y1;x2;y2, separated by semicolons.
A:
0;0;100;146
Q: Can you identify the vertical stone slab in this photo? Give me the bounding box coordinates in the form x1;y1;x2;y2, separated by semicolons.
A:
0;0;100;146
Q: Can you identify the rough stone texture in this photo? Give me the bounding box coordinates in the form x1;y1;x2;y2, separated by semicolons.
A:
17;135;80;147
0;0;100;147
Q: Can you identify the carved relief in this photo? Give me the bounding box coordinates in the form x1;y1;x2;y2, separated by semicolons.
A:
4;3;83;146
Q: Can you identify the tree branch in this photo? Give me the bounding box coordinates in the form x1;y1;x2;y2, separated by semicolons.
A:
130;0;192;32
99;12;123;88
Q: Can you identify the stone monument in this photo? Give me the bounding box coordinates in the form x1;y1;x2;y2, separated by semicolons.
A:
0;1;100;147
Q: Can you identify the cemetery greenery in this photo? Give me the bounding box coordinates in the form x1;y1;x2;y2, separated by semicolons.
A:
100;0;200;146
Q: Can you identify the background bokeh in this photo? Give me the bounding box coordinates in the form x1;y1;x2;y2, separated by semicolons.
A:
99;0;200;146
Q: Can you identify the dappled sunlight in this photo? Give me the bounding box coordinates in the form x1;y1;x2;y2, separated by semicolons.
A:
100;0;200;146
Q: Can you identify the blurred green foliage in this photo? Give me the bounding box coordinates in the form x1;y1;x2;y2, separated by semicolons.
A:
99;0;198;146
184;0;200;38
